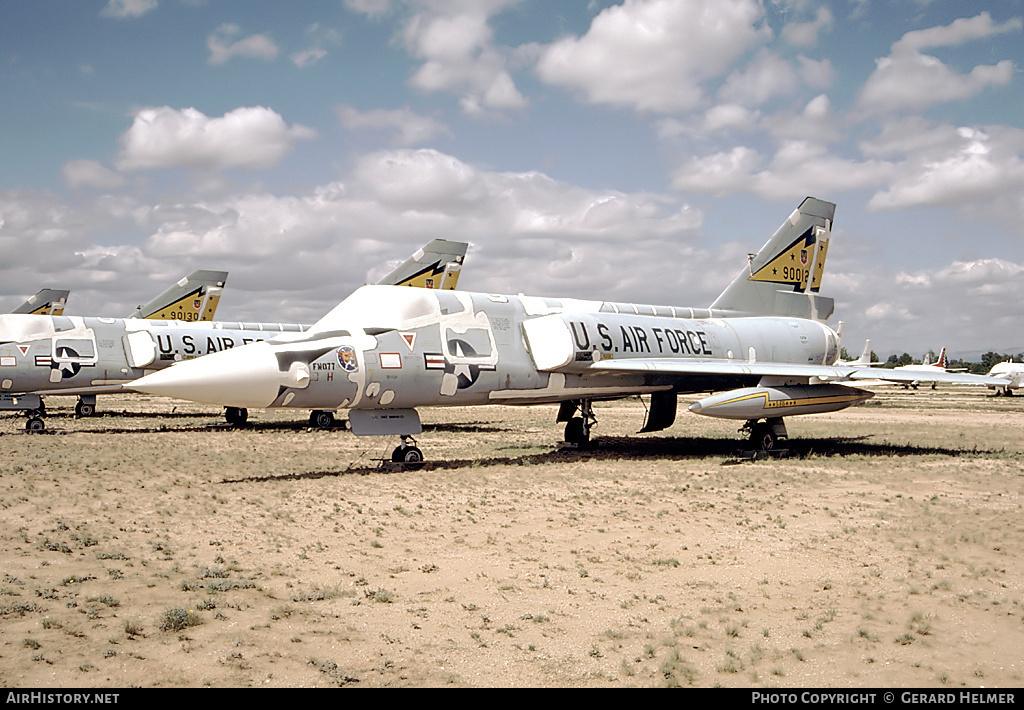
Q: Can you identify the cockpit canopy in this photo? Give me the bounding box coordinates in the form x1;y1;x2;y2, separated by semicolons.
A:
308;285;442;335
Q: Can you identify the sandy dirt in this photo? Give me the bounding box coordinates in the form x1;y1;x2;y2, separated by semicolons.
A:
0;386;1022;688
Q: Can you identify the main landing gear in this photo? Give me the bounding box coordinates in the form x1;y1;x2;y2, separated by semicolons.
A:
558;399;596;447
24;401;46;433
309;410;336;429
225;407;248;426
741;417;787;451
75;396;97;418
25;411;46;433
391;435;424;469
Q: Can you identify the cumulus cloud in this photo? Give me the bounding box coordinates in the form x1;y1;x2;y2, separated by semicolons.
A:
671;141;894;200
858;12;1021;113
291;22;342;68
207;24;279;65
781;6;833;47
100;0;157;19
291;49;327;68
62;160;127;190
891;12;1022;54
400;1;527;114
868;126;1024;210
841;257;1024;356
336;104;451;146
2;148;712;322
535;0;770;113
115;106;316;172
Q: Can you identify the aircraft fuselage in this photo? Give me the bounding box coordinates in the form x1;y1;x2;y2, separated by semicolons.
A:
0;313;306;403
131;286;840;417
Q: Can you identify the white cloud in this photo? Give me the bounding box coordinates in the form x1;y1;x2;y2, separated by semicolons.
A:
858;12;1021;113
670;147;761;195
891;12;1022;54
701;105;762;134
336;104;451;146
1;148;711;322
400;1;527;114
291;22;342;68
764;94;842;143
718;50;803;107
62;160;127;190
535;0;770;113
115;106;316;172
207;24;279;65
781;6;833;47
344;0;392;16
291;48;328;68
868;126;1024;210
671;141;894;200
100;0;157;19
840;258;1024;357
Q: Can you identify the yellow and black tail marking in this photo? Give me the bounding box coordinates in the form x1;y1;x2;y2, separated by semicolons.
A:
395;261;461;290
748;225;825;292
147;289;221;322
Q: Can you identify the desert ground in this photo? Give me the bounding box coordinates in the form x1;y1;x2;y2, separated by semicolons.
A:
0;385;1021;688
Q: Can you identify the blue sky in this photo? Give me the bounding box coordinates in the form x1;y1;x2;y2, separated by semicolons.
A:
1;0;1022;360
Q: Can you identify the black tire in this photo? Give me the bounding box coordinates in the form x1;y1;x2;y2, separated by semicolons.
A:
225;407;248;426
310;410;335;429
750;423;777;451
391;445;424;470
564;416;588;445
26;417;45;433
75;401;95;417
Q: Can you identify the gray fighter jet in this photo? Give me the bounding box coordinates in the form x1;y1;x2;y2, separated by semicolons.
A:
129;198;1006;458
0;240;467;429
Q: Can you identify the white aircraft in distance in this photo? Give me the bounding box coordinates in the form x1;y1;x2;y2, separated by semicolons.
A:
985;360;1024;396
837;338;874;367
130;197;1007;459
8;289;71;316
0;240;467;429
891;347;961;389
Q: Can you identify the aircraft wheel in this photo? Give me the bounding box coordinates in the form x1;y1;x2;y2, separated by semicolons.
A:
310;410;335;429
75;401;95;417
1006;389;1015;397
564;417;589;446
750;422;777;451
225;407;248;426
25;417;45;433
391;445;424;470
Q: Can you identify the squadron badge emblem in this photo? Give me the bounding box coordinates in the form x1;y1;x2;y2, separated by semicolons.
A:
337;345;359;372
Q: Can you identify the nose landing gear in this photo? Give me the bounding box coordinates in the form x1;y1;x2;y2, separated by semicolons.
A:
558;399;596;447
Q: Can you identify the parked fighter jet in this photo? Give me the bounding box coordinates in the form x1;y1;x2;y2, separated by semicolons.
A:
9;289;70;316
129;270;227;321
0;240;467;429
129;197;1007;459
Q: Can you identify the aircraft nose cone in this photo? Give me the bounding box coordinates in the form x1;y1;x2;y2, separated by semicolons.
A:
132;343;283;408
687;401;703;414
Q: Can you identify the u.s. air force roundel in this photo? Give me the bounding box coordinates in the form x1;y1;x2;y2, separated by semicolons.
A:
337;345;358;372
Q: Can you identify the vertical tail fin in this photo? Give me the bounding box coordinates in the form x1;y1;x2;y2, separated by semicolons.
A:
11;289;70;316
857;339;873;366
710;197;835;320
131;270;227;322
376;239;468;290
